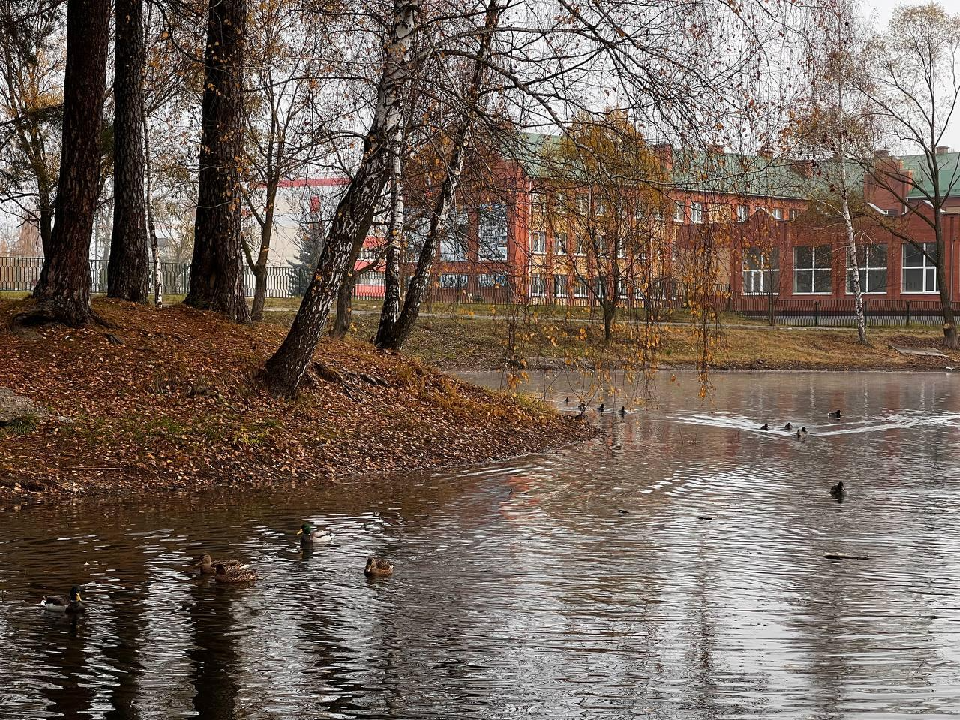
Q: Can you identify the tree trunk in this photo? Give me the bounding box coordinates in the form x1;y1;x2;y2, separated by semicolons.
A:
143;108;162;308
108;0;149;303
38;187;53;258
32;0;110;327
330;266;356;340
376;143;403;343
249;184;276;322
936;237;957;349
184;0;250;323
374;0;500;351
603;300;615;342
265;0;418;394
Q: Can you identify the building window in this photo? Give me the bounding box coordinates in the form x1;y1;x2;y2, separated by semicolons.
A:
847;244;887;294
772;207;784;221
530;192;546;215
595;277;607;299
690;202;703;224
530;274;546;297
674;201;685;223
794;245;832;294
478;273;506;288
575;234;587;256
530;230;546;254
478;203;508;260
789;208;800;221
438;273;468;289
616;238;626;258
902;242;938;293
574;278;588;298
577;194;590;215
555;232;568;256
554;274;568;298
736;205;749;223
617;277;627;298
742;247;780;294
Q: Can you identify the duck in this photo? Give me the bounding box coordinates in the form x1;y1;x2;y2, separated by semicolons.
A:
214;563;258;584
783;422;792;431
598;403;605;414
364;556;394;577
41;586;85;615
564;397;570;404
828;410;842;419
577;401;587;413
759;423;769;431
192;554;243;575
829;480;845;500
297;522;333;547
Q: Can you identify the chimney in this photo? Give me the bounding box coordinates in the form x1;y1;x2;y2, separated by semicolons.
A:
792;159;814;179
652;143;674;171
937;145;951;155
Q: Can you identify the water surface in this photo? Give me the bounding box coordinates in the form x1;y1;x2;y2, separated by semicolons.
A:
2;371;960;718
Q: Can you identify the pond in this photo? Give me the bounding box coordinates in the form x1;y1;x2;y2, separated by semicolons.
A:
2;371;960;719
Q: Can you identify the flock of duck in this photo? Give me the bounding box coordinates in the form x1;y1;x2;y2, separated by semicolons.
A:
39;521;394;618
564;397;627;419
760;409;847;500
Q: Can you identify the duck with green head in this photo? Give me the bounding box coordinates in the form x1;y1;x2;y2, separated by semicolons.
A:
297;522;333;548
41;586;85;615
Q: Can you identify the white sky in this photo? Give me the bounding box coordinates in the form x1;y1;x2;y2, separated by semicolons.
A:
862;0;960;149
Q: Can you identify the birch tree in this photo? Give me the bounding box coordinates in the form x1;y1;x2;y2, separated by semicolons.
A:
864;2;960;349
265;0;419;393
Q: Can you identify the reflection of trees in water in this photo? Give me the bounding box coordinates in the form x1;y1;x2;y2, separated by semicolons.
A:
188;580;240;719
102;548;149;720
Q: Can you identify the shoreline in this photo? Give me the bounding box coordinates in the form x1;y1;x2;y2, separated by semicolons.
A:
0;298;594;502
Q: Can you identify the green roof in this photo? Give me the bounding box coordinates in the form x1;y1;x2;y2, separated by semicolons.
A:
514;132;960;203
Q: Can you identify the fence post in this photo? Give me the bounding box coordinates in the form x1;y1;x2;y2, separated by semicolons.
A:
814;300;819;327
906;300;911;327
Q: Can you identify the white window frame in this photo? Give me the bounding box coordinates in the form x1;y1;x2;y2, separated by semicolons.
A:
793;245;833;294
573;278;588;298
742;247;780;295
674;201;685;223
553;274;568;298
555;232;568;256
845;244;888;295
574;234;587;256
690;202;703;224
736;205;749;223
902;242;939;294
530;230;546;254
530;274;546;297
772;207;784;221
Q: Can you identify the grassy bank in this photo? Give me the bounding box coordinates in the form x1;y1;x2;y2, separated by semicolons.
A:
264;307;960;372
0;299;590;500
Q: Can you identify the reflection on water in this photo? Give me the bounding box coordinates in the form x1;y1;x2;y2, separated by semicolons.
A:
3;371;960;718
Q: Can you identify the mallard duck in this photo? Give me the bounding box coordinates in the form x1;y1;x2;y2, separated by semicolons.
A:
41;586;84;615
828;410;842;419
783;422;792;431
830;481;845;500
759;423;769;431
577;401;587;413
364;557;394;577
297;522;333;546
192;554;243;575
214;563;258;584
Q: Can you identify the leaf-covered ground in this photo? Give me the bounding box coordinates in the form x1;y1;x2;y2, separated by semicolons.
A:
0;299;591;500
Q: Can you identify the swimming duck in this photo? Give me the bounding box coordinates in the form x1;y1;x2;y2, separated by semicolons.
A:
829;480;845;499
192;554;243;575
619;406;626;417
364;557;394;577
564;397;570;404
828;410;842;419
759;423;769;431
598;403;605;413
214;563;258;584
297;522;333;546
577;401;587;413
783;422;792;431
41;587;85;615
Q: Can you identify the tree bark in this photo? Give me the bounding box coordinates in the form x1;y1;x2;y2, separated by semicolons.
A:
265;0;418;394
31;0;110;327
108;0;149;303
185;0;250;323
249;183;277;322
376;142;404;342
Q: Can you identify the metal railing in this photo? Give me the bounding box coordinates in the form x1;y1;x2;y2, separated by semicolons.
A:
729;295;957;327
